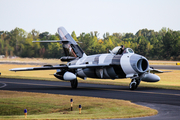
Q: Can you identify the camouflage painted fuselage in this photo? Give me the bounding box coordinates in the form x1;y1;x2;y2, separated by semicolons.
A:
69;50;149;80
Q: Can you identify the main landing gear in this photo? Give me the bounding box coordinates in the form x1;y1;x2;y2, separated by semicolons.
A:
70;79;78;89
129;79;140;90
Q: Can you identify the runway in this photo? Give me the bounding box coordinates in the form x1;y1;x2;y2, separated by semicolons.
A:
151;65;180;70
0;78;180;120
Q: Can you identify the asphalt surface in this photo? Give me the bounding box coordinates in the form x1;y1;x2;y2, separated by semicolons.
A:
151;65;180;70
0;78;180;120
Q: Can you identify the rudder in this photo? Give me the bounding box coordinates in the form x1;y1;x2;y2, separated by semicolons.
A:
57;27;85;58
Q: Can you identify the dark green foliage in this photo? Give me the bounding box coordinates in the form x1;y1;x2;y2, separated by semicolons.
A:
1;27;180;60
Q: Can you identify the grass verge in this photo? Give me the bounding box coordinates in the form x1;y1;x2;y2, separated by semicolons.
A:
0;90;157;119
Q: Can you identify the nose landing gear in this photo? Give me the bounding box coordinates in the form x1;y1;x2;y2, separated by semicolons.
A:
129;79;140;90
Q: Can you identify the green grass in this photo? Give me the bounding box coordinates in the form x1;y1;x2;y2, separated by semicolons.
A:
0;90;157;119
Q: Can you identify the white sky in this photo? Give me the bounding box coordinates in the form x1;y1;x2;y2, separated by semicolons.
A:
0;0;180;38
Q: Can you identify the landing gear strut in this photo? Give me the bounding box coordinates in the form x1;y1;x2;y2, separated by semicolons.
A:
70;79;78;89
129;79;140;90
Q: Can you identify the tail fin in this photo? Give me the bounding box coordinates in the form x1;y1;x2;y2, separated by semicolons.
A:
57;27;85;58
33;27;86;58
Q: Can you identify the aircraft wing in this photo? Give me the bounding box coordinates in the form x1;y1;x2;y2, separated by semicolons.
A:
10;65;68;71
10;64;110;72
149;67;163;73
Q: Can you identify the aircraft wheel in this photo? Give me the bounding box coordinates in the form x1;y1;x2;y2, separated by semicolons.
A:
129;79;137;90
70;79;78;89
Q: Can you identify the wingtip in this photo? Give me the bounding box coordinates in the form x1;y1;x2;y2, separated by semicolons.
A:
9;67;33;71
9;68;16;72
9;69;16;72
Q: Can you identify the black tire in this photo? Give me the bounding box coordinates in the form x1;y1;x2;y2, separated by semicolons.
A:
70;79;78;89
129;82;136;90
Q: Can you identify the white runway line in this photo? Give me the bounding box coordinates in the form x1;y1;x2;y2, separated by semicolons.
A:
0;83;7;88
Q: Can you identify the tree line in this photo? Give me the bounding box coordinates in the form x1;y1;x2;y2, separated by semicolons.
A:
0;27;180;60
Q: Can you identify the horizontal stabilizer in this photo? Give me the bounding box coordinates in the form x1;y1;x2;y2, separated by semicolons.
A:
32;40;62;43
61;56;77;62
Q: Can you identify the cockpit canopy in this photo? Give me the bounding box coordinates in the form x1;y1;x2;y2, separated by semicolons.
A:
111;46;121;54
111;46;134;55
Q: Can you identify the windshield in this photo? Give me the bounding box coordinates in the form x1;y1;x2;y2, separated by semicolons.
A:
128;48;134;53
123;48;134;54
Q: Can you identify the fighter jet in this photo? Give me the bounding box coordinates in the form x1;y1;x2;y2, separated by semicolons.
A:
10;27;163;90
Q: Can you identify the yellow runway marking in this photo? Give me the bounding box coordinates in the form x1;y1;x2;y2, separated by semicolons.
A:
1;81;180;97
